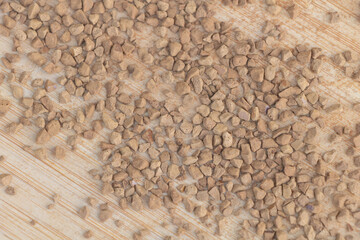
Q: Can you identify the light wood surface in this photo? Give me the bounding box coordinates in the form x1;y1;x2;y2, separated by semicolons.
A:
0;1;359;240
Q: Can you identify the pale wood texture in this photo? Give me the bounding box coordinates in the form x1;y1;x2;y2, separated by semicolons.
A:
0;0;359;240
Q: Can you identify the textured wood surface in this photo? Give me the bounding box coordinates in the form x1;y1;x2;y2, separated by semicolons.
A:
0;1;359;240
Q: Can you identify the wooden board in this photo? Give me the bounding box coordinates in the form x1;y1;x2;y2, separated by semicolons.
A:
0;0;359;239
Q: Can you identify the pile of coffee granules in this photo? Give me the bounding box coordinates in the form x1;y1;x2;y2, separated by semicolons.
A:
0;0;358;239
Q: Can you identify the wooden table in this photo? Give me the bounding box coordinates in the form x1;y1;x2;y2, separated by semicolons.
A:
0;0;359;239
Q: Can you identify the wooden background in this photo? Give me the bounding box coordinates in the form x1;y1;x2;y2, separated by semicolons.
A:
0;0;359;239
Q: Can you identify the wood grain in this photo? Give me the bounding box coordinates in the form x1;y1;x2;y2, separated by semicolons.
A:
0;0;359;239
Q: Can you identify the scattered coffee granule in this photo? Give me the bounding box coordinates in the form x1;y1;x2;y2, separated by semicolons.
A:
114;220;123;228
83;230;93;239
99;209;112;222
267;4;282;16
11;85;23;99
52;193;60;203
36;129;50;145
34;148;47;160
133;229;149;240
0;99;11;115
47;204;55;210
8;121;24;134
54;146;66;160
29;219;37;226
0;174;12;186
78;206;90;220
5;186;16;195
0;155;5;163
164;236;174;240
87;197;98;207
329;11;340;23
287;4;299;19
